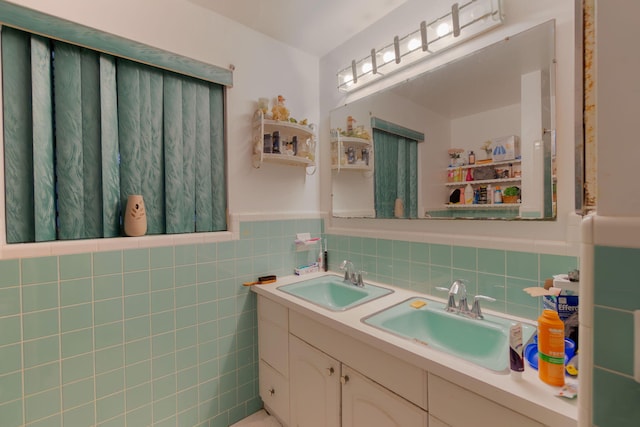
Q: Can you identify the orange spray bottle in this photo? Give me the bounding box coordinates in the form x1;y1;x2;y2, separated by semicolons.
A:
537;309;565;386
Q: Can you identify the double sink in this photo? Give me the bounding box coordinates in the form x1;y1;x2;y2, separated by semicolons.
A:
277;274;536;373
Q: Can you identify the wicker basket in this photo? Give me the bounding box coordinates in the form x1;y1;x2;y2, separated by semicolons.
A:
503;195;519;204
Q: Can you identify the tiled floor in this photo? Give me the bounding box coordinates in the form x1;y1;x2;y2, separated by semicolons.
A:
231;409;282;427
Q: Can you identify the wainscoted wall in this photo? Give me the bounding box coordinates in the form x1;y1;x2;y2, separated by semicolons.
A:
0;218;323;427
0;217;580;427
326;234;578;321
592;245;640;427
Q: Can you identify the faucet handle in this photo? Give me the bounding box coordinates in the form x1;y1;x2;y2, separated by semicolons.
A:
435;286;457;312
355;270;367;287
471;295;496;319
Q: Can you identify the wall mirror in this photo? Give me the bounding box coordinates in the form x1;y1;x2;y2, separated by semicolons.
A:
330;20;556;220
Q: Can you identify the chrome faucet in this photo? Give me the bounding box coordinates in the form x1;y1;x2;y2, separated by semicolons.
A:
339;260;365;287
436;280;495;319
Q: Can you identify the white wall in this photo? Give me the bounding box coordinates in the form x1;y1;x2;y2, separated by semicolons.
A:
450;104;521;153
320;0;580;255
4;0;321;218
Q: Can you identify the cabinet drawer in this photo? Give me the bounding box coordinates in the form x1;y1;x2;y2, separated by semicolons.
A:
428;373;544;427
289;310;427;410
258;296;289;376
259;360;290;426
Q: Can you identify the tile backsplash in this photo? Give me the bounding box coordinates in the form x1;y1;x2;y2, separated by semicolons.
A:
0;218;579;426
326;234;578;321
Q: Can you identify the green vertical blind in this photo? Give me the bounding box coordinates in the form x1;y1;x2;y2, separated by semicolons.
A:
2;27;226;243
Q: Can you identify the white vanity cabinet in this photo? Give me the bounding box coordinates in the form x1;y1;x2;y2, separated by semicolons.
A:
289;335;341;426
428;373;544;427
289;334;427;427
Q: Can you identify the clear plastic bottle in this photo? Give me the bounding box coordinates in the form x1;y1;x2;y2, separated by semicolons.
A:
494;186;503;204
538;309;565;386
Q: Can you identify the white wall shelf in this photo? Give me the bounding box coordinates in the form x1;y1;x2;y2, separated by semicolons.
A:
253;111;316;174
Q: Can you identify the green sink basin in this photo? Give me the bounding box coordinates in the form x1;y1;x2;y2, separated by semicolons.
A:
362;297;536;372
278;275;392;311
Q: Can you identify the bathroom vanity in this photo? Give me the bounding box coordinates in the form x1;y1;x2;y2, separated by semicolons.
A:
252;273;577;427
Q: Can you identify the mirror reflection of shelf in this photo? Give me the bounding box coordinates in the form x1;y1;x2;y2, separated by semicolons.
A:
446;159;522;170
330;134;373;173
445;177;521;187
444;203;520;209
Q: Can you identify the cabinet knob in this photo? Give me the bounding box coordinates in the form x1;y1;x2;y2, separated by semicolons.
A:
268;388;275;396
340;375;349;385
326;367;335;376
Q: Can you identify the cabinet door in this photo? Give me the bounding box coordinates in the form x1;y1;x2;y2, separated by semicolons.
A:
289;335;340;427
258;296;289;376
341;366;427;427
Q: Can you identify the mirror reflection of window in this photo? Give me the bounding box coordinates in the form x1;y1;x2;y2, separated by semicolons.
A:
372;118;424;219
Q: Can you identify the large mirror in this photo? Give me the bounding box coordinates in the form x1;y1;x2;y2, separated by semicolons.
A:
330;20;556;220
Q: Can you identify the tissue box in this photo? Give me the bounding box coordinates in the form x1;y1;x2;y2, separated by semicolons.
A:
492;135;520;161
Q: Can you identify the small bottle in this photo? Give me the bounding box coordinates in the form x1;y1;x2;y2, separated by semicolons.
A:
487;184;493;204
263;134;272;153
465;183;474;204
465;168;473;181
494;186;503;204
468;150;476;165
460;186;465;204
272;131;280;154
292;136;298;155
538;310;565;386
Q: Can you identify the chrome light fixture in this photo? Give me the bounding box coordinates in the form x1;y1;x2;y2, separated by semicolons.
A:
337;0;504;92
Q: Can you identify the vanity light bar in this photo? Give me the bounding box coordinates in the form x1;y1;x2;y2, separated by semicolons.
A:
337;0;503;92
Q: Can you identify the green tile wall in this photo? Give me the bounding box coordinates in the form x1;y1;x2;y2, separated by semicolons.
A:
592;245;640;427
326;235;578;321
0;219;582;426
0;218;324;427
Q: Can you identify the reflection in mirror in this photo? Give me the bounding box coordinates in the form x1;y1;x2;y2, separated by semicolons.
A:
330;20;556;220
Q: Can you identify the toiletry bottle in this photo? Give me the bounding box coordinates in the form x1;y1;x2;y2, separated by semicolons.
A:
486;184;493;204
323;240;328;272
509;323;525;377
468;150;476;165
460;186;465;204
317;240;323;270
272;131;280;154
465;183;474;204
494;186;502;204
538;309;565;386
465;168;473;181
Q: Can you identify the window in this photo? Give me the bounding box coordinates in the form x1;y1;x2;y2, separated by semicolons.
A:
2;26;227;243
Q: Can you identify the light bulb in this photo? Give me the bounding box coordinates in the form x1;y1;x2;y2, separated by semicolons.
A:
407;38;421;51
382;51;395;63
437;22;450;37
342;74;353;85
361;62;372;74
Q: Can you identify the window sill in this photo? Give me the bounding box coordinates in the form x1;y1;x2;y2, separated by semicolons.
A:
0;230;235;260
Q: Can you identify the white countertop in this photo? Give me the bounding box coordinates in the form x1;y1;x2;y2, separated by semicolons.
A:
251;271;578;427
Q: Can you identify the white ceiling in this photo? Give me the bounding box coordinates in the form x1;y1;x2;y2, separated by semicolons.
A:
191;0;409;57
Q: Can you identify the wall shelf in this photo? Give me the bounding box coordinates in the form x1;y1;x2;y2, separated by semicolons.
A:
253;111;316;174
